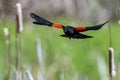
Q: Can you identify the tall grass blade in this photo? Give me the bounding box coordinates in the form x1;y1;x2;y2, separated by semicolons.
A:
36;38;45;80
97;55;108;80
26;69;34;80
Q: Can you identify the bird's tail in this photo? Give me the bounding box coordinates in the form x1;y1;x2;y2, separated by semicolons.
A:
30;13;53;26
86;20;109;31
60;33;93;39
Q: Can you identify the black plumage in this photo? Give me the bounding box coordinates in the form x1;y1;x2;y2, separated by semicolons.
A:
30;13;109;39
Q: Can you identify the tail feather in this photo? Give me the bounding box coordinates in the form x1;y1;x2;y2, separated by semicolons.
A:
73;33;93;39
30;13;53;26
60;33;93;39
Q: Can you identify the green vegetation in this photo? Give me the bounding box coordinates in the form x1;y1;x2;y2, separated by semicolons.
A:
0;20;120;80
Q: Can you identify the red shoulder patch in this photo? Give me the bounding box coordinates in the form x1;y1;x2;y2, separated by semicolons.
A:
75;26;86;31
52;24;63;28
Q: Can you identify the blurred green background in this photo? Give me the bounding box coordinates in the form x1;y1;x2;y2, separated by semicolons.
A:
0;0;120;80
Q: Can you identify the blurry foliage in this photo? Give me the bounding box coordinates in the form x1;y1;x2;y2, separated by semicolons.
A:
0;0;120;79
0;19;120;80
0;0;120;22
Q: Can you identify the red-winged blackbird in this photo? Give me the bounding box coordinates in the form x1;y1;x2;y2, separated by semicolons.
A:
30;13;109;39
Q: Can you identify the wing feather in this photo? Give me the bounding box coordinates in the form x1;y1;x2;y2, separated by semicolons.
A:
30;13;63;28
75;21;109;32
30;13;53;26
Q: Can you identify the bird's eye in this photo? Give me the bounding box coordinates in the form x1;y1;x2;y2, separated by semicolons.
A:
64;27;69;32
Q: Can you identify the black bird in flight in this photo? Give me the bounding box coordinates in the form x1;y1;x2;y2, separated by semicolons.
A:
30;13;109;39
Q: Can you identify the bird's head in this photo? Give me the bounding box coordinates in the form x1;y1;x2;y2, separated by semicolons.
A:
63;26;75;34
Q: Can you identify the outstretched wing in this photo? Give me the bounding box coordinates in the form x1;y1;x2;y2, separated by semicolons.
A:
75;21;109;32
30;13;53;26
30;13;63;28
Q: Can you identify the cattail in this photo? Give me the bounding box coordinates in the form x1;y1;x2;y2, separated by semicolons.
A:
118;20;120;25
3;27;9;37
3;27;10;45
109;47;116;77
3;27;11;80
16;3;23;33
15;3;23;67
15;3;23;80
